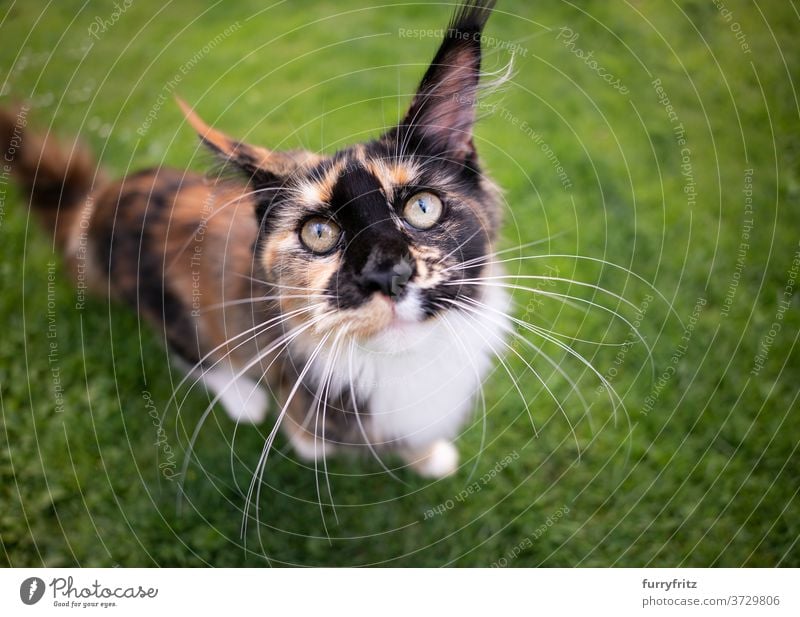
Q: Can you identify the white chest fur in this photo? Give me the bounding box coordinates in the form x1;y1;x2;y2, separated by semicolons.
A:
326;283;510;450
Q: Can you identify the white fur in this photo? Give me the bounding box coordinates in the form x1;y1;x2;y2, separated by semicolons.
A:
287;432;336;462
405;439;460;478
318;282;510;451
174;274;508;470
184;360;270;424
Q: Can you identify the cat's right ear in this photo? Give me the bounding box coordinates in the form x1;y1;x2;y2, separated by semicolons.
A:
176;97;319;190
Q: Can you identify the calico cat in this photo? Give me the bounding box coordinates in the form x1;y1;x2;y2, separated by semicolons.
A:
2;1;509;478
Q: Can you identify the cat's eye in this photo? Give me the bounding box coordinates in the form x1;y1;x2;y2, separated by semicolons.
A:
403;192;443;230
300;217;341;254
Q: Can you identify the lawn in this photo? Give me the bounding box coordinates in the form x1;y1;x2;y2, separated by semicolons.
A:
1;0;798;567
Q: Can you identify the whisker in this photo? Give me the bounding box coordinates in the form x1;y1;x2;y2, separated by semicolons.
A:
167;303;319;421
439;233;567;273
316;332;344;537
434;300;539;439
452;274;643;315
472;298;596;432
199;294;330;312
225;313;332;503
438;312;488;483
444;279;655;384
179;328;302;516
300;330;342;539
347;338;408;484
450;298;592;452
456;295;628;429
445;253;684;328
177;315;329;511
243;330;333;542
502;295;632;347
435;225;490;269
441;299;583;456
163;307;314;444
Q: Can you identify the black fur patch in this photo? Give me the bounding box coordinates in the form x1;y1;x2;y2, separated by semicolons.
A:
92;170;202;363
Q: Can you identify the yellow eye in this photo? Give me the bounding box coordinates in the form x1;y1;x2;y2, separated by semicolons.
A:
300;217;341;253
403;192;443;230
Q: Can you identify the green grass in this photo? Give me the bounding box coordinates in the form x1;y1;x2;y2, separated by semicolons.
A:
1;0;798;566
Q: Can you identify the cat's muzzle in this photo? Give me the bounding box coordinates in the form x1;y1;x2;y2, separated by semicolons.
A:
355;251;415;299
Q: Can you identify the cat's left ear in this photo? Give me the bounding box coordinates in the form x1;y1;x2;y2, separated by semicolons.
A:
176;97;318;187
394;1;496;161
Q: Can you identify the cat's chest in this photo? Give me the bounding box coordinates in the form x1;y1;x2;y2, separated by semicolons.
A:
327;288;509;449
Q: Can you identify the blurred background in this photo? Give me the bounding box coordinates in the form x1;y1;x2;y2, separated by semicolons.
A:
0;0;797;566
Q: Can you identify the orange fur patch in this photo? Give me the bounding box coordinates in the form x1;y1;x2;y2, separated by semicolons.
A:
365;159;418;195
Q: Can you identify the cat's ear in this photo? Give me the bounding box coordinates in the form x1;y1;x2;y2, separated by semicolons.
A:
176;97;318;187
394;1;495;161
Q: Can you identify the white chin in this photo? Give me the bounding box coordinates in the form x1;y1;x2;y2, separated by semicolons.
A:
360;287;433;353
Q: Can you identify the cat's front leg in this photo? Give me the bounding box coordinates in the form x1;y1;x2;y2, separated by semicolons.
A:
174;357;269;425
280;390;338;462
284;428;337;462
400;439;459;479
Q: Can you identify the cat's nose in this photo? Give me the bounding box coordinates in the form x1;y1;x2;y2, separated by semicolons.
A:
356;254;414;298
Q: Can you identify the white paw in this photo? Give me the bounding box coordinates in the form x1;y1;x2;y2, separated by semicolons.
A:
186;360;269;424
222;382;269;425
288;432;336;462
408;439;459;478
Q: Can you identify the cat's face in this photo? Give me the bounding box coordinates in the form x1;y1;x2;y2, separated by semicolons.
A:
180;2;500;344
256;140;501;343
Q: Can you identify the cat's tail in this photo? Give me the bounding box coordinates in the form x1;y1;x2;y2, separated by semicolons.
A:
0;106;101;249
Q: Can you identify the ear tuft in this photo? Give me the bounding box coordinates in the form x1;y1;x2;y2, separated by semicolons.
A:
448;0;496;35
393;1;496;161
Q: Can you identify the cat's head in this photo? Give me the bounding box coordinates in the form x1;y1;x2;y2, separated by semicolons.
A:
181;1;501;345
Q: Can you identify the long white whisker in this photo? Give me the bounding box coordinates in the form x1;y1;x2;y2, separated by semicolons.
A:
316;332;344;535
458;295;628;429
504;295;633;347
199;294;330;312
435;225;490;268
243;330;333;542
304;330;342;539
434;300;538;438
439;312;488;483
177;315;329;511
491;300;595;432
506;285;606;322
445;253;684;328
445;279;655;384
225;314;333;504
167;304;319;420
162;305;316;439
439;234;566;273
442;299;583;456
346;338;408;484
453;274;643;315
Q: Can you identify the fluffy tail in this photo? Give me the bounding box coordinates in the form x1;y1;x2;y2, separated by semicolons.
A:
1;106;98;249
